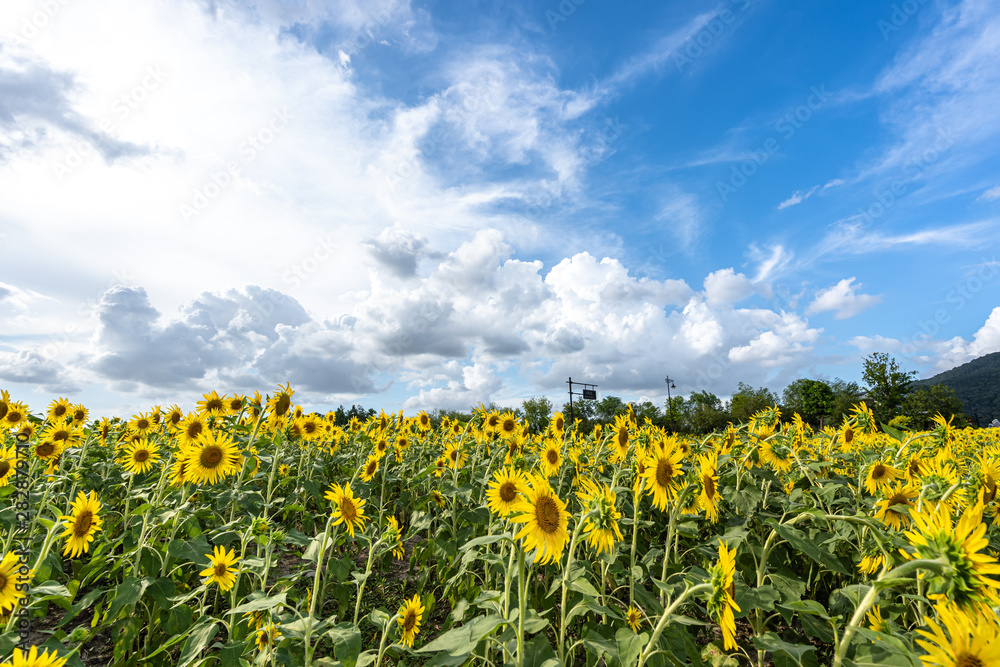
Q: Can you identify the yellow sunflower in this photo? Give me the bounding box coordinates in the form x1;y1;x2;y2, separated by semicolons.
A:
1;400;28;429
41;423;82;449
0;550;28;612
163;405;184;432
386;516;405;560
509;473;570;565
0;646;68;667
255;624;281;653
33;439;63;463
360;453;380;482
397;594;425;647
916;602;1000;667
697;454;721;523
121;438;159;475
610;414;631;463
59;491;103;558
267;383;295;425
902;502;1000;608
325;483;368;538
0;444;15;487
641;446;685;512
127;412;156;437
626;604;643;633
486;467;528;517
498;411;518;440
47;397;72;422
539;440;562;478
177;413;208;448
183;430;242;485
864;460;902;495
200;545;239;591
575;478;623;556
707;541;741;651
197;390;227;417
874;482;918;531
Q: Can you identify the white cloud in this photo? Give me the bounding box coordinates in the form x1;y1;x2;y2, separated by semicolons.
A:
777;178;844;210
806;278;881;319
703;268;754;307
979;184;1000;201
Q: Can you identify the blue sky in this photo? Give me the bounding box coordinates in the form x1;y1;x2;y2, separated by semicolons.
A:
0;0;998;417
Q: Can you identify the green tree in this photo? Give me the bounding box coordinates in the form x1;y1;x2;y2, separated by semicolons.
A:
862;352;917;424
631;400;662;426
686;390;730;433
521;396;553;434
729;382;779;424
901;384;966;430
829;378;864;426
562;399;597;433
782;379;835;427
663;395;686;432
594;395;627;424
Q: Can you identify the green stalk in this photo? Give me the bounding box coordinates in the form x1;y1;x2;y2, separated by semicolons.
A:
353;536;387;625
303;514;336;667
558;509;597;664
636;583;713;667
516;545;527;667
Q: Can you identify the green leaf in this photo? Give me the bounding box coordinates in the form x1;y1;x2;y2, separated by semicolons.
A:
753;633;815;666
326;622;362;667
417;615;508;655
177;622;219;667
226;592;287;616
767;520;849;575
144;576;176;611
733;583;780;619
459;533;509;552
522;634;560;667
107;577;147;619
615;626;647;667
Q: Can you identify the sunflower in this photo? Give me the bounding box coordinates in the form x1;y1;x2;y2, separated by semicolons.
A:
902;502;1000;608
121;438;159;475
858;552;886;576
59;491;103;558
386;516;405;560
758;438;794;473
278;464;290;477
867;605;887;633
539;441;562;478
486;467;527;517
325;483;368;538
200;545;239;591
697;454;721;523
498;411;518;440
575;478;623;556
1;400;27;429
41;423;82;449
69;404;88;426
483;411;501;435
0;551;28;612
416;411;433;433
177;413;208;447
396;594;425;648
916;602;1000;667
0;646;68;667
875;482;918;531
610;414;631;463
183;430;242;485
360;453;380;482
706;541;741;651
128;412;156;437
197;390;227;417
510;473;570;565
47;397;72;422
0;444;16;487
641;446;685;512
432;490;446;508
227;394;245;416
254;624;281;653
444;444;467;471
267;383;295;425
33;438;63;463
865;460;902;495
550;412;565;433
626;604;643;633
840;422;856;451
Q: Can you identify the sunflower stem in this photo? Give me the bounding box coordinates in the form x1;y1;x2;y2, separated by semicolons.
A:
629;479;644;606
559;508;599;665
636;583;712;667
353;535;386;626
373;612;398;667
515;544;526;667
304;514;335;667
659;485;693;606
831;557;948;667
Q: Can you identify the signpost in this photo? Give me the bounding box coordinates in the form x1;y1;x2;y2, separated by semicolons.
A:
566;377;598;428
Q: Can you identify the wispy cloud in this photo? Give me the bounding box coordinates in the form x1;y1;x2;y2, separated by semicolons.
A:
806;277;880;319
777;178;843;209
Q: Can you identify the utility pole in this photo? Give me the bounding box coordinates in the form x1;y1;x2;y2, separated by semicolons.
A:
665;376;676;433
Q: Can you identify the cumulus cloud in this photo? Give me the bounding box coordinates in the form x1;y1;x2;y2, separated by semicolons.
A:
703;268;754;306
806;277;881;319
363;227;435;278
0;350;79;393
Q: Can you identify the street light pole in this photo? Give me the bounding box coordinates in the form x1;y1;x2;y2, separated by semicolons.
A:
665;376;677;433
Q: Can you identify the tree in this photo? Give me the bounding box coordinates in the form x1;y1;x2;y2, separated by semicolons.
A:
829;378;864;426
729;382;779;424
562;399;597;433
521;397;553;434
686;390;730;433
594;395;628;424
664;395;686;433
782;379;834;427
862;353;917;424
631;400;662;426
902;384;965;430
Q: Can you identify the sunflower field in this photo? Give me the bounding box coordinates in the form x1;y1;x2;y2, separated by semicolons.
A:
1;385;999;667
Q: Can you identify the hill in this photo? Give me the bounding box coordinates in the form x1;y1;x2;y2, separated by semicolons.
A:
915;351;1000;426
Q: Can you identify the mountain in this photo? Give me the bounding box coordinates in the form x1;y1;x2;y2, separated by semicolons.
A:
915;351;1000;426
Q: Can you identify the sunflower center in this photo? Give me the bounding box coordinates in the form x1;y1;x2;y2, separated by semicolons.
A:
7;410;22;423
555;417;564;430
617;428;628;448
872;463;886;479
170;413;182;426
844;427;854;444
275;395;291;417
502;419;515;433
655;460;674;488
134;450;150;463
0;460;9;477
73;410;86;421
0;572;6;589
956;654;984;667
340;498;357;522
450;449;458;462
215;562;229;577
499;482;517;503
0;404;7;420
200;445;224;468
546;449;559;465
403;611;417;631
703;475;716;499
74;511;93;537
366;461;377;475
186;422;203;439
52;429;69;441
534;494;561;534
54;406;67;417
